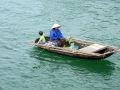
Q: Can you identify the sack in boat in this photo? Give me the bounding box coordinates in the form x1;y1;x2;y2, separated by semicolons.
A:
70;43;80;50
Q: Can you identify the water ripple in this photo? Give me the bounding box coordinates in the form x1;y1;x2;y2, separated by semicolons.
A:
0;0;120;90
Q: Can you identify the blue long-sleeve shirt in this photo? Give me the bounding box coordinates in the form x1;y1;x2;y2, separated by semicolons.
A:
50;29;64;41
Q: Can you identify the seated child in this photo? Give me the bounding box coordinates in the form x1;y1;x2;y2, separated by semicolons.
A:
38;31;46;44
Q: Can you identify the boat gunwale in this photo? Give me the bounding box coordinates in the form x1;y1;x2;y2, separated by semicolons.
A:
34;43;113;57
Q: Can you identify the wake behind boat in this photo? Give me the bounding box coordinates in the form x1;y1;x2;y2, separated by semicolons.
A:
34;37;118;60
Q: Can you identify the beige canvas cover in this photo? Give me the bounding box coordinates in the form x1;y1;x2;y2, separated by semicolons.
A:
78;44;107;53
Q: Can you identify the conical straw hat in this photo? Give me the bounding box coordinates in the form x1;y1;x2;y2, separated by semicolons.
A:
52;24;61;28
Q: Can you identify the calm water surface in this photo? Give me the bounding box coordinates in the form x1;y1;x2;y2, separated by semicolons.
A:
0;0;120;90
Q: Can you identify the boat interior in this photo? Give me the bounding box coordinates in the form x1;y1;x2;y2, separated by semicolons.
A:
35;36;116;54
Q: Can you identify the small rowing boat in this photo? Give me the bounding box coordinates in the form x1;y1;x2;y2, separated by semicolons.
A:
34;37;118;60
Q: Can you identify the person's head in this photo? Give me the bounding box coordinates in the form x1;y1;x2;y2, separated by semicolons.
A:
52;24;61;29
39;31;43;36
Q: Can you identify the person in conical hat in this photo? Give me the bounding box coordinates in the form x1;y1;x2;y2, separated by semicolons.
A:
50;24;64;42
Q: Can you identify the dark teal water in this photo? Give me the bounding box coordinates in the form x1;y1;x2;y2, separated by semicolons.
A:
0;0;120;90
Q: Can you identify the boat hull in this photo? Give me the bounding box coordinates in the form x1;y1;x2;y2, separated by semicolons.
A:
34;43;116;60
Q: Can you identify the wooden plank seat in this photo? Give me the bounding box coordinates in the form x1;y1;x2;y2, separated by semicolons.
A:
78;44;107;53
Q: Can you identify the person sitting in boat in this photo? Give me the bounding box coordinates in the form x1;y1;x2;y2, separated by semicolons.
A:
38;31;46;44
50;24;64;47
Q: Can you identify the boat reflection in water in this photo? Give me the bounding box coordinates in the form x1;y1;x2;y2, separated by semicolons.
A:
30;47;115;77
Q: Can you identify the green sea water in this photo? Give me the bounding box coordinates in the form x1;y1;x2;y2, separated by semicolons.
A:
0;0;120;90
